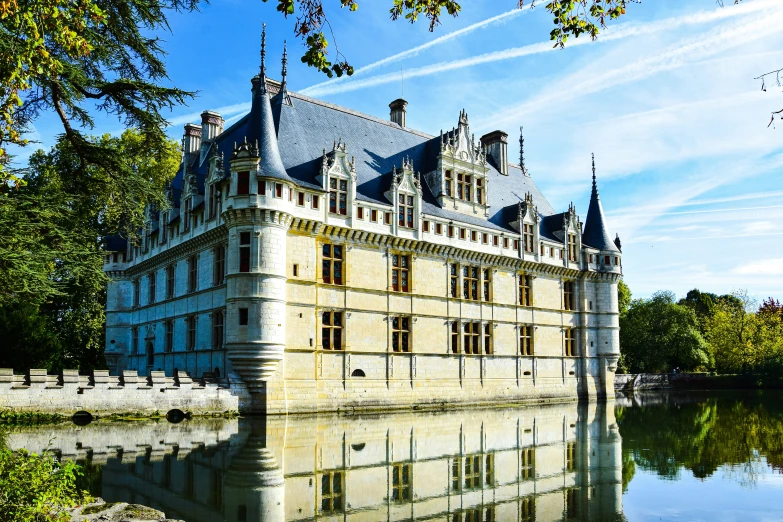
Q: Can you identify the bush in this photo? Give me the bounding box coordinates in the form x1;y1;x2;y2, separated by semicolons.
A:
0;448;88;522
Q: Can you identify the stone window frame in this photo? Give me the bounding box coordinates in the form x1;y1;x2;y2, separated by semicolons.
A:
518;274;532;307
456;172;472;202
398;193;415;229
328;177;348;216
520;324;534;356
132;278;140;308
320;470;345;513
566;442;577;471
462;322;481;355
165;265;175;299
523;223;535;254
208;183;219;220
239;232;251;273
482;268;492;302
483;323;493;355
391;253;411;293
436;222;443;235
450;321;460;353
131;326;139;355
391;462;412;502
211;309;225;350
521;497;535;522
452;453;493;492
444;169;453;197
164;319;174;353
462;266;479;301
187;255;198;294
321;310;344;351
186;315;197;351
563;280;575;311
213;244;226;286
564;327;577;357
568;233;579;262
321;243;345;286
236;171;250;195
521;448;535;480
148;271;156;305
391;315;411;353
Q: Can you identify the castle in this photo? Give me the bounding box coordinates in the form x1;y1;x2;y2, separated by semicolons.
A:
102;30;623;414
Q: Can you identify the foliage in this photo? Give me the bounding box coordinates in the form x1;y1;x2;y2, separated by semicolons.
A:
617;279;631;316
0;448;88;521
619;291;711;373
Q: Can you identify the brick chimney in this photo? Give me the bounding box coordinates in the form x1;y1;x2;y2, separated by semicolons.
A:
480;130;508;176
389;98;408;128
183;123;202;155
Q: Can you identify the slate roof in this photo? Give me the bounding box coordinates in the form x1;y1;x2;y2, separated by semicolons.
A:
582;171;620;252
173;77;565;235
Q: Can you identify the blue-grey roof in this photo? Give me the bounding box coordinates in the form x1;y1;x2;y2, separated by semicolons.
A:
582;175;619;252
103;235;127;252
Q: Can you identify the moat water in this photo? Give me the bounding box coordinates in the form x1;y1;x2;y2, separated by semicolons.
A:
4;391;783;521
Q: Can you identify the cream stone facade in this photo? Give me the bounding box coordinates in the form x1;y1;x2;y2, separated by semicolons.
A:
102;32;623;414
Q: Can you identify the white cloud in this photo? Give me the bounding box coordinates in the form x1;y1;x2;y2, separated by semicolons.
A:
733;258;783;276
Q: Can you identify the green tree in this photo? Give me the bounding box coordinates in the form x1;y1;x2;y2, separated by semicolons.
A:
620;291;711;373
679;289;717;336
618;279;631;317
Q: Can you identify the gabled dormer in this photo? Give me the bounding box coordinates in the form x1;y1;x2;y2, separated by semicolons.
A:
180;163;202;233
228;137;260;198
206;147;225;221
510;192;540;261
424;110;490;218
384;157;423;235
563;203;583;269
318;138;356;218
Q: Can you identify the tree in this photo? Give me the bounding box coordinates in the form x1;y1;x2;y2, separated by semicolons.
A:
620;291;711;373
618;279;631;317
679;289;717;336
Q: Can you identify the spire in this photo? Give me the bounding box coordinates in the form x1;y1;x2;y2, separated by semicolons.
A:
259;23;268;94
582;153;619;253
280;40;288;92
519;126;529;177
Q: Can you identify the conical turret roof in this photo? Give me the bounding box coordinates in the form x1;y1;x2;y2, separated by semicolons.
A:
582;154;619;253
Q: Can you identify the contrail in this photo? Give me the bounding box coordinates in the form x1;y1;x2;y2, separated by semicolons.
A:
303;0;776;98
300;8;526;95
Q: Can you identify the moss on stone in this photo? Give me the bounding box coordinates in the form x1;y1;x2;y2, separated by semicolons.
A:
121;504;164;520
81;502;118;514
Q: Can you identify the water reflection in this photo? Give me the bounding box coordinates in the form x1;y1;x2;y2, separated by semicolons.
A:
4;402;623;521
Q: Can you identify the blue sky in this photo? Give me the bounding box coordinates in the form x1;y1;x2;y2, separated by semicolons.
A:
17;0;783;300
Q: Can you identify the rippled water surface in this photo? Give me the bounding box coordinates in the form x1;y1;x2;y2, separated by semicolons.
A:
4;391;783;521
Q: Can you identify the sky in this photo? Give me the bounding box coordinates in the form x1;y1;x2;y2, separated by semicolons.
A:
15;0;783;300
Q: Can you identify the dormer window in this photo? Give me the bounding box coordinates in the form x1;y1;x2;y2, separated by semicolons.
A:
398;194;414;228
208;184;219;220
476;179;484;205
329;178;348;215
568;234;578;262
457;173;471;202
445;170;453;197
523;224;534;253
237;171;250;195
183;198;192;232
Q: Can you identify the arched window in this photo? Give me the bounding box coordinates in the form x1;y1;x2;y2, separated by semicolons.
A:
351;369;366;377
146;342;154;367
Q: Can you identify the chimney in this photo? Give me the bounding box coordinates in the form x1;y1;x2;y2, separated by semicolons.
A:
480;130;508;176
389;98;408;128
183;123;202;155
200;111;224;142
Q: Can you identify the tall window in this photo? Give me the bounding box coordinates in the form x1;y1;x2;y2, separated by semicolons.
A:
523;223;534;253
566;488;578;520
483;268;491;301
239;232;251;273
183;198;192;232
392;316;410;353
476;178;484;204
450;263;458;298
211;310;224;349
133;279;140;308
329;178;348;215
237;171;249;195
322;311;343;350
568;233;578;262
451;322;459;354
148;272;156;304
484;323;492;354
321;471;344;513
165;320;173;353
187;255;198;293
146;341;154;366
208;184;218;219
186;315;196;351
161;212;168;244
445;169;453;197
166;265;175;299
463;266;479;301
132;327;139;355
565;328;577;357
213;245;225;286
521;448;535;480
519;275;532;306
457;173;471;202
520;325;534;356
258;179;266;195
392;254;410;292
322;244;343;285
463;322;480;354
566;442;577;471
239;308;248;326
398;194;414;228
563;281;575;311
392;463;412;502
520;497;535;522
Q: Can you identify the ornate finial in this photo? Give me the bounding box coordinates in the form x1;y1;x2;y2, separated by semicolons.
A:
281;40;288;79
592;152;596;184
260;23;267;77
519;127;529;177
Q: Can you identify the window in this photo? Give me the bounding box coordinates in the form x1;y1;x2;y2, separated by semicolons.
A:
288;186;293;202
470;230;477;242
357;206;364;220
208;184;218;219
563;281;575;311
321;472;344;513
493;235;498;246
436;223;443;235
504;237;509;249
565;328;577;357
399;194;414;228
448;225;455;238
521;448;535;480
132;327;139;355
322;311;343;350
329;178;348;215
520;325;534;356
187;255;198;293
371;209;378;222
568;233;578;262
484;323;492;354
322;244;343;285
146;341;154;366
483;268;491;301
566;442;577;471
133;279;140;308
239;232;251;273
615;256;620;265
451;322;459;353
485;454;494;486
519;275;532;306
292;264;299;277
445;170;453;197
524;224;534;253
457;173;471;202
237;171;249;195
423;220;430;232
312;194;319;209
463;322;480;354
459;228;466;240
566;488;578;520
275;183;283;198
392;254;410;292
161;213;168;244
148;272;156;304
462;455;481;490
183;198;192;232
482;233;488;244
211;310;224;349
213;245;225;286
297;192;305;206
385;212;392;225
165;320;173;353
520;497;535;522
476;178;484;204
186;315;196;351
589;254;594;264
258;179;266;195
166;265;175;299
239;308;249;326
463;266;479;300
605;255;611;265
392;316;410;353
514;239;520;251
392;463;412;502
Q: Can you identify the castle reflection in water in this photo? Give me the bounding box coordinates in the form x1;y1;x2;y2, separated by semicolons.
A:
6;402;624;521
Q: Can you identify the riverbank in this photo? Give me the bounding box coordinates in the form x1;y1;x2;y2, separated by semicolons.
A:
70;499;182;522
616;372;783;392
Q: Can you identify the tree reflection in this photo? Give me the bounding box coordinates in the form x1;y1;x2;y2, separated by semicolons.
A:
617;392;783;487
